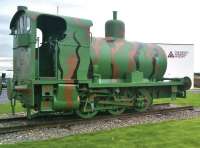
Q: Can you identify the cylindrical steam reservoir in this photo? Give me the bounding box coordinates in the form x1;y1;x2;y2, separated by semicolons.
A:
90;38;167;80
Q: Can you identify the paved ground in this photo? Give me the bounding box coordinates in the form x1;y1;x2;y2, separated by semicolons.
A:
0;88;9;104
188;88;200;94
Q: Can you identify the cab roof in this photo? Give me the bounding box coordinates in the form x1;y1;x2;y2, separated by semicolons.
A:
10;6;93;30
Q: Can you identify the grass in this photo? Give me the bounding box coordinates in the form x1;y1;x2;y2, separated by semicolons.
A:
154;92;200;107
0;101;24;114
1;117;200;148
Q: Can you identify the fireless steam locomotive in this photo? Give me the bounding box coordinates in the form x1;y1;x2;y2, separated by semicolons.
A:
5;6;191;119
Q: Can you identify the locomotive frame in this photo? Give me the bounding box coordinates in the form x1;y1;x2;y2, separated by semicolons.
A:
6;6;191;119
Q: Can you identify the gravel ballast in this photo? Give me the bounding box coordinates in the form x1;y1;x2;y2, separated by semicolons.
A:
1;108;200;144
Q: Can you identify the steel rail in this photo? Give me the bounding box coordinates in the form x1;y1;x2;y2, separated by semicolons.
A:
0;104;193;135
0;103;170;123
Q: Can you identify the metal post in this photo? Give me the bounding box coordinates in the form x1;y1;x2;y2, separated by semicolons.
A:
57;6;59;15
11;98;16;115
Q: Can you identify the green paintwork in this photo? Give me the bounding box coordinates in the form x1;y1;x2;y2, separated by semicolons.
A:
54;84;79;111
108;107;126;115
90;38;167;81
6;78;14;100
105;11;125;39
88;80;183;88
6;6;191;118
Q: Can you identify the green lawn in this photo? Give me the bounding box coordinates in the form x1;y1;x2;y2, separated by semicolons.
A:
154;92;200;107
0;101;24;114
1;117;200;148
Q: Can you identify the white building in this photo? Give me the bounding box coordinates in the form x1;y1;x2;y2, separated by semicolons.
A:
157;43;194;88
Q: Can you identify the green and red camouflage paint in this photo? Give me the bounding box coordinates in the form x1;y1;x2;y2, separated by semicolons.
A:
7;7;190;117
90;38;167;81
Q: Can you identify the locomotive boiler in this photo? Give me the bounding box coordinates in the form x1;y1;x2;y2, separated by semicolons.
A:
6;6;191;119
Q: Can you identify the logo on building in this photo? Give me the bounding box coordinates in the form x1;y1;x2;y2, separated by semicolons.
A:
168;51;174;58
168;51;188;58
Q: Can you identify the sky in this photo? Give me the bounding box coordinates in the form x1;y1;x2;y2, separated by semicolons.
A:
0;0;199;72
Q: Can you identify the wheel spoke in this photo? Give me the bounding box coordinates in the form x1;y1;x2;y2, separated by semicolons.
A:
134;89;153;112
108;107;125;115
76;98;98;119
76;109;98;119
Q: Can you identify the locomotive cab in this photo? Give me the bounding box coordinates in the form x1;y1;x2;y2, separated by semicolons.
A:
9;6;93;118
36;15;66;79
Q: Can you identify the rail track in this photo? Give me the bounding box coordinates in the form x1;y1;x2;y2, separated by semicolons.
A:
0;103;194;135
